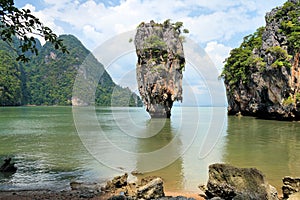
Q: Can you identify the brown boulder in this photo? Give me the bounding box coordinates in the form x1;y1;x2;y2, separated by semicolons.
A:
137;177;165;199
282;176;300;199
205;163;278;200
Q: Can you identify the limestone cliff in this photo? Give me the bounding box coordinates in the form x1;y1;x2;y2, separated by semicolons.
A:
134;20;186;118
222;0;300;120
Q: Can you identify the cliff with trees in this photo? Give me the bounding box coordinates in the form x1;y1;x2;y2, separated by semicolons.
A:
0;35;142;107
221;0;300;120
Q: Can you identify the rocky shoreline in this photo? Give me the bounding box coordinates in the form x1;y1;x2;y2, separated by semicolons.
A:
1;163;299;200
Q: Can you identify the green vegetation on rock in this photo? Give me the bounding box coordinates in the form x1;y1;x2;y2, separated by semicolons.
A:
144;35;167;50
266;46;292;68
221;27;265;87
275;0;300;53
283;93;300;106
139;19;187;73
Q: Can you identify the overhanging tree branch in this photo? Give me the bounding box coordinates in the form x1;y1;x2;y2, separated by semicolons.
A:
0;0;68;62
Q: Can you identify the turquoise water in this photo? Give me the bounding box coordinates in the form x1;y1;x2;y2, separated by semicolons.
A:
0;106;300;193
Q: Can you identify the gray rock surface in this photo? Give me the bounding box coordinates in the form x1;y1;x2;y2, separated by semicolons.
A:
282;176;300;199
134;20;184;118
102;173;137;197
205;163;278;200
70;181;101;191
103;174;169;199
157;196;195;200
286;192;300;200
0;158;17;173
137;177;165;199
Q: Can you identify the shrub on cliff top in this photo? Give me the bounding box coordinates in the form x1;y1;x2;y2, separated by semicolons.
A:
266;46;292;68
275;0;300;53
221;27;264;87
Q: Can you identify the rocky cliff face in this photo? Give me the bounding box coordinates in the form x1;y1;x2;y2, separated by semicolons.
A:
222;0;300;120
134;20;185;118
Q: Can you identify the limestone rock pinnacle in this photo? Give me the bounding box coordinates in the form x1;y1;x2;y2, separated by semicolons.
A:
134;20;185;118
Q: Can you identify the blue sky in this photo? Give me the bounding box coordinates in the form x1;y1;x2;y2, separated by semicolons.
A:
15;0;287;106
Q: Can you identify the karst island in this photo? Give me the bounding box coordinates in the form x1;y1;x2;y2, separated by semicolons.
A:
134;20;188;118
221;0;300;120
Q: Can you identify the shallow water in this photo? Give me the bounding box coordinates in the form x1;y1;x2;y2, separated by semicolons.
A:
0;106;299;192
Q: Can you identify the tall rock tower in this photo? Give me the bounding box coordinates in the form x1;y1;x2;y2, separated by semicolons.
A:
134;20;186;118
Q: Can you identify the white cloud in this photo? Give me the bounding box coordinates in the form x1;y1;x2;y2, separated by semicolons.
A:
22;3;36;12
20;0;286;50
22;4;65;45
204;41;232;73
82;25;104;43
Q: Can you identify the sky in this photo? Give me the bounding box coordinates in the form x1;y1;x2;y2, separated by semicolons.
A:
15;0;287;106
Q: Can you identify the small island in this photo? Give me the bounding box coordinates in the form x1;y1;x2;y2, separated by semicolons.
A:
221;0;300;120
134;20;187;118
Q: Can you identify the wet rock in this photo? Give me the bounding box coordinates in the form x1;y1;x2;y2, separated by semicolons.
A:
137;177;165;199
79;191;95;199
108;195;133;200
198;184;208;199
103;174;196;200
105;173;129;191
102;173;137;197
157;196;195;200
282;176;300;199
134;20;185;118
286;192;300;200
70;181;101;191
0;158;17;173
205;163;278;200
131;170;143;176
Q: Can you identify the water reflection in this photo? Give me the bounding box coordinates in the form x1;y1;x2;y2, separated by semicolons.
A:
134;119;184;191
132;107;228;192
178;107;227;192
223;116;300;190
90;106;197;191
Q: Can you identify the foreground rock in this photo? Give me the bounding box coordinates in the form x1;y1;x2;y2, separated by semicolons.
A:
137;177;165;199
0;158;17;173
282;176;300;199
204;163;278;200
134;20;185;118
103;173;137;197
103;174;196;200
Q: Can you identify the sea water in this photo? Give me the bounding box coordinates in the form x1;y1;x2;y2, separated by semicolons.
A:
0;106;300;192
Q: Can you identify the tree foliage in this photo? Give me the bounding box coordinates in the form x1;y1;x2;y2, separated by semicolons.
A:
275;0;300;53
221;27;264;87
0;49;22;105
0;34;142;106
0;0;68;62
144;35;167;50
266;46;292;68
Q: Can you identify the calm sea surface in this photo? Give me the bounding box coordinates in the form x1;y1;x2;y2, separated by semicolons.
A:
0;106;300;193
